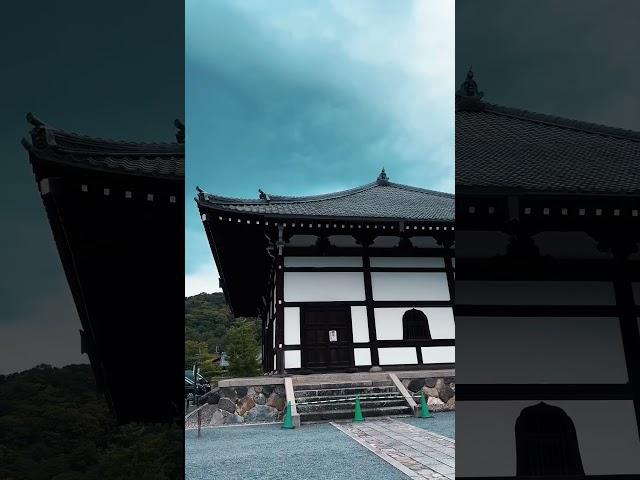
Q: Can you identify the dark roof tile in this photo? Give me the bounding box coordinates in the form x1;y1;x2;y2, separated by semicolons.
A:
457;99;640;194
197;178;454;222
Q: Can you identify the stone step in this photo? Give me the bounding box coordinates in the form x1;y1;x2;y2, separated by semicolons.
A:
300;405;412;422
296;397;408;413
293;381;394;391
296;391;404;405
294;385;399;398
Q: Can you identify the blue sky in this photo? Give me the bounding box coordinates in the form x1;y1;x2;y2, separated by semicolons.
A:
185;0;455;295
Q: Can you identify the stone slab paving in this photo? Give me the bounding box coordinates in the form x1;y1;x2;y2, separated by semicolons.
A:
331;417;455;479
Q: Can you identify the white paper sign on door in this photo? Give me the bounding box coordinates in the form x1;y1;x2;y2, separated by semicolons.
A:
329;330;337;342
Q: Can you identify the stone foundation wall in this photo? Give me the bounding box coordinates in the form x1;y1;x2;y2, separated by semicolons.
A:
186;384;287;428
400;376;455;412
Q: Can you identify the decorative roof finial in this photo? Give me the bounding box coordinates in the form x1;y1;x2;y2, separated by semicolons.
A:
174;118;185;144
457;66;484;99
377;168;389;185
258;189;270;201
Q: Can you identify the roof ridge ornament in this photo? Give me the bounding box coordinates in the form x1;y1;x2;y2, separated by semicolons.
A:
457;67;484;99
377;168;389;185
26;112;46;127
456;66;485;112
258;189;270;202
174;119;185;144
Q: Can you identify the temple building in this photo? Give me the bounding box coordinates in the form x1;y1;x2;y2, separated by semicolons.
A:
455;70;640;478
23;114;185;424
196;170;455;374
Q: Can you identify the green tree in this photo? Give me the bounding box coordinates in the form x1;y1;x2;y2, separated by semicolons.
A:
226;320;261;377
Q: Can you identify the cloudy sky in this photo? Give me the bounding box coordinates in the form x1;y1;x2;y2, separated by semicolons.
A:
456;0;640;132
0;1;183;374
185;0;456;296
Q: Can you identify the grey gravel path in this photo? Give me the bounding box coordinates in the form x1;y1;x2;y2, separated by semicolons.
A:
331;417;455;479
185;422;408;480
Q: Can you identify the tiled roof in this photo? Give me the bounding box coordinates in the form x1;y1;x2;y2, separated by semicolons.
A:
456;97;640;194
197;171;454;222
22;113;184;179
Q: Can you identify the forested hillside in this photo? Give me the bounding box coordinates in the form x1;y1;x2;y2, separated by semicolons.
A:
0;364;182;480
184;292;260;376
185;292;236;353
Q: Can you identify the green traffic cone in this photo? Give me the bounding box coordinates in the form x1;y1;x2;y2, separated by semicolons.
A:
420;392;433;418
353;395;365;422
282;401;295;429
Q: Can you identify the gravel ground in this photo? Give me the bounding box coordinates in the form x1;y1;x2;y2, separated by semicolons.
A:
399;411;455;440
186;422;409;480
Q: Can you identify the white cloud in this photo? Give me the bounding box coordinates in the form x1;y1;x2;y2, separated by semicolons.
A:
185;263;222;297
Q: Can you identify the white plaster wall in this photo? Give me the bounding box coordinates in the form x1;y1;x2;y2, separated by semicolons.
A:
371;236;400;248
456;281;616;305
350;306;369;343
457;400;640;477
378;347;418;365
374;307;454;340
329;235;359;247
370;257;444;268
371;272;449;301
456;316;628;384
421;346;455;363
533;232;612;259
284;307;300;345
410;236;441;248
354;348;372;366
284;350;301;369
285;256;362;267
287;234;318;247
284;272;365;302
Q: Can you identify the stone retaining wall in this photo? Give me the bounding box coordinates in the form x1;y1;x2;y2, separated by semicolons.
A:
186;384;287;428
400;376;455;412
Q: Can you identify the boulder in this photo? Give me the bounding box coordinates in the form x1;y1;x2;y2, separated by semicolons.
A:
237;396;256;416
262;384;274;396
253;386;263;394
210;409;225;426
407;379;425;392
198;388;220;405
435;378;454;403
422;386;439;398
266;392;286;411
424;377;437;388
218;397;237;413
219;387;238;402
235;386;248;398
273;385;285;396
446;396;455;410
254;393;267;405
245;405;279;423
427;396;446;412
450;382;455;392
220;410;242;425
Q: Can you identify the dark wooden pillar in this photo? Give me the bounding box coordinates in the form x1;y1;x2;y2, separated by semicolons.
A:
357;233;379;367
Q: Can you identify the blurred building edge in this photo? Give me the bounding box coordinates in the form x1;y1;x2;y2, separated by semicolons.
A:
22;113;185;424
456;69;640;478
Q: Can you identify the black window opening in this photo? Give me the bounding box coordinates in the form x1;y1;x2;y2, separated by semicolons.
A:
515;402;585;476
402;308;431;340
